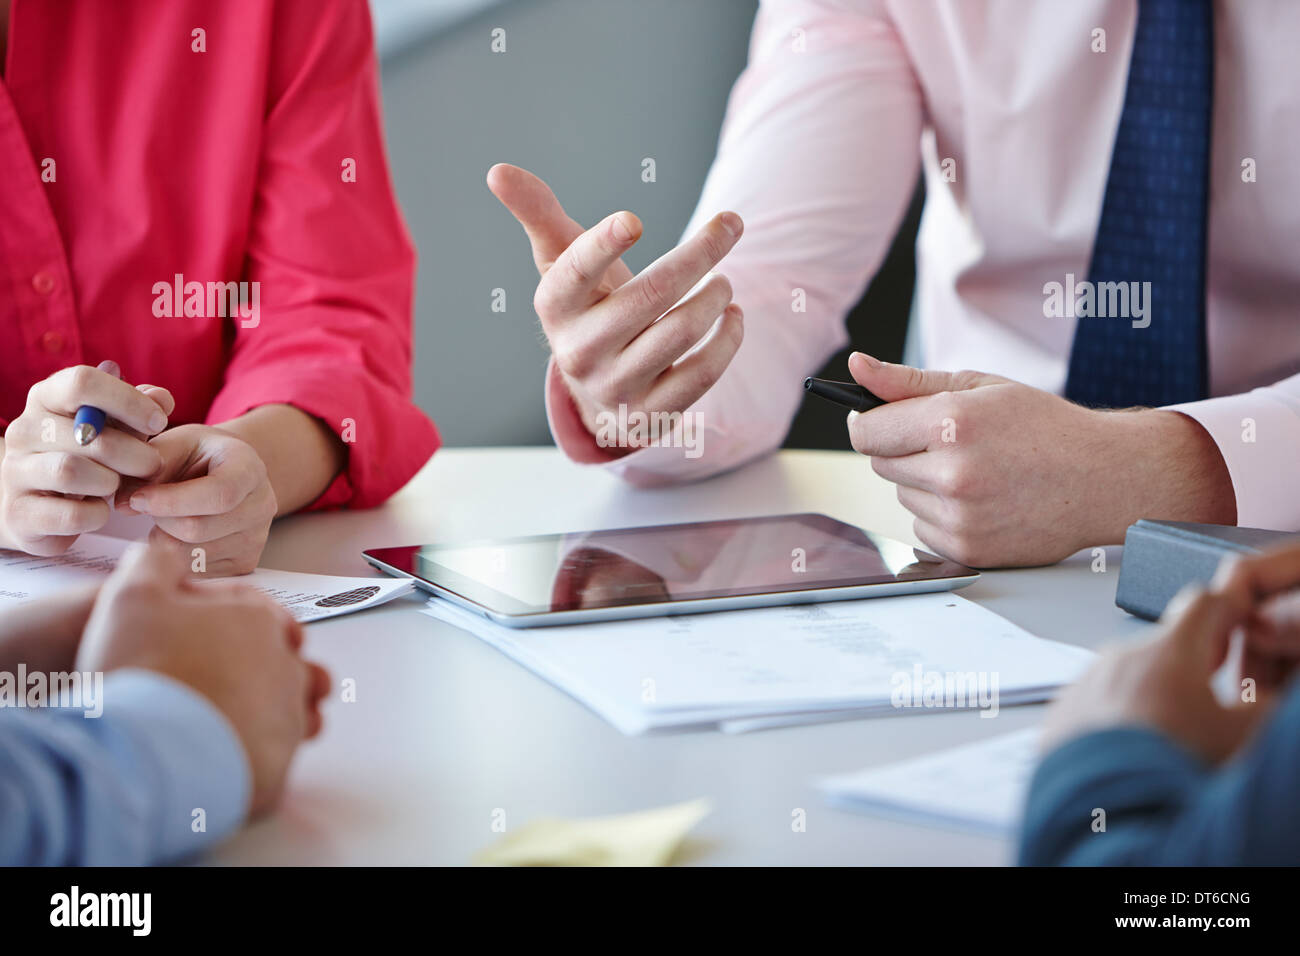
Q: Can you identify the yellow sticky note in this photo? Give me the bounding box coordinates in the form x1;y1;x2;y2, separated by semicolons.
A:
474;799;712;867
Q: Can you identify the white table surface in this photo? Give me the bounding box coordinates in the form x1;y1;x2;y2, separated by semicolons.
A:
205;447;1153;865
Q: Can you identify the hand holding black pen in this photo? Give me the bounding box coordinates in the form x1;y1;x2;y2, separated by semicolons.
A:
803;376;886;413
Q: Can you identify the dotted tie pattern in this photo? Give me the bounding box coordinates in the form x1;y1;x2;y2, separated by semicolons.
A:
1064;0;1214;408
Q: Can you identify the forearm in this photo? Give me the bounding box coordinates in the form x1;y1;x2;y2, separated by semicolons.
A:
0;584;98;673
215;403;345;516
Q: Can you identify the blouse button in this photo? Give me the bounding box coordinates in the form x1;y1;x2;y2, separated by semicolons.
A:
32;272;57;296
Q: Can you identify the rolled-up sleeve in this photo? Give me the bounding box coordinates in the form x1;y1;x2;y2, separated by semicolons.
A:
0;669;250;866
206;0;438;510
1167;373;1300;531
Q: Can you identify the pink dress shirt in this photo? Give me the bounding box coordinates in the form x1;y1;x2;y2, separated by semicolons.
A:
546;0;1300;531
0;0;438;509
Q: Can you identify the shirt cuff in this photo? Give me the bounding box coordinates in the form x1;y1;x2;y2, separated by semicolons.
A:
543;359;762;487
94;668;251;863
1166;388;1300;530
543;359;625;465
207;365;439;510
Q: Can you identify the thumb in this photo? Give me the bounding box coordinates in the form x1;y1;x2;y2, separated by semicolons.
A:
1162;586;1248;675
847;351;1006;401
135;383;176;418
487;163;585;276
107;541;188;593
114;428;188;512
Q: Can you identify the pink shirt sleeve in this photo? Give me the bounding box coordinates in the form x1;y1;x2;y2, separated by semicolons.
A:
546;0;922;485
205;0;439;510
1168;373;1300;531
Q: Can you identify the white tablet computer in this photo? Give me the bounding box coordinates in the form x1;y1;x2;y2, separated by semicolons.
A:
363;513;977;628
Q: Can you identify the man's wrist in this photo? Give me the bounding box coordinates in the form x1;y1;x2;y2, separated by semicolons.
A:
1090;407;1237;544
544;361;629;464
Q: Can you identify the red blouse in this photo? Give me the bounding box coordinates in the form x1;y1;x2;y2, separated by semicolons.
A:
0;0;439;508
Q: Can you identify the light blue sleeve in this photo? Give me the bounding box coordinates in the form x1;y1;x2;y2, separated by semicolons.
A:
0;668;251;865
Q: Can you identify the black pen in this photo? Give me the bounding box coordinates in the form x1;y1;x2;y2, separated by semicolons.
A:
803;376;885;413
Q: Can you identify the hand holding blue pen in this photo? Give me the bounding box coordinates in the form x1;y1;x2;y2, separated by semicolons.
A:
72;360;120;445
0;360;173;554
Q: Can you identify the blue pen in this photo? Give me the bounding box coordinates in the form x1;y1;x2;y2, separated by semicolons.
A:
73;360;120;446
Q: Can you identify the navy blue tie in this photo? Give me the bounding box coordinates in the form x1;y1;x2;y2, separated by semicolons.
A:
1064;0;1214;408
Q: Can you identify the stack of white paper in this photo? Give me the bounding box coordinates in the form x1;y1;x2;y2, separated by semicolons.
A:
0;534;414;623
420;594;1093;734
818;728;1041;836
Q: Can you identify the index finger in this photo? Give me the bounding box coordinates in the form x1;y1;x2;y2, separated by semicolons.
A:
847;395;943;458
601;211;743;344
1212;541;1300;605
135;384;176;418
1237;591;1300;656
31;365;169;436
304;661;330;738
533;211;641;318
1160;586;1246;673
284;616;305;653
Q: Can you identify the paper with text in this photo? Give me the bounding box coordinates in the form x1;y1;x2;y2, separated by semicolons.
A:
0;533;413;623
420;594;1092;733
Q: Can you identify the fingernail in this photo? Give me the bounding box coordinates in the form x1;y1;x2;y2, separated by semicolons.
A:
611;213;634;243
852;351;882;369
148;411;167;434
129;496;150;514
719;212;743;237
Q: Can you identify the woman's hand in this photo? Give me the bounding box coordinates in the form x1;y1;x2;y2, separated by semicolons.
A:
0;364;172;554
116;423;278;576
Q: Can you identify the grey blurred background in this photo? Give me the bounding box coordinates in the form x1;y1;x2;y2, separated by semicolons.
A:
373;0;921;450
